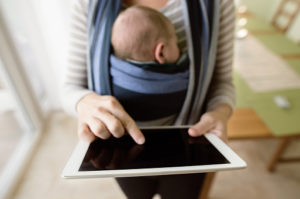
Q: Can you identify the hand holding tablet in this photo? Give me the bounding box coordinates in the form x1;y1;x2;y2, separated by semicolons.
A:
62;126;246;178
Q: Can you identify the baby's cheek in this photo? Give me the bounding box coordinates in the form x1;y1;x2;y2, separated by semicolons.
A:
173;46;180;62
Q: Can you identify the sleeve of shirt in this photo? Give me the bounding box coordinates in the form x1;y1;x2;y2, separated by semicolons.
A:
61;0;93;116
206;0;236;111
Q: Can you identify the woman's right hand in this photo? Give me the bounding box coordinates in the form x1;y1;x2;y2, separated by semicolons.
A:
76;92;145;145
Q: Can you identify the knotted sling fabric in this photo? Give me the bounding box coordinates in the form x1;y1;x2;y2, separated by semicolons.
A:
110;54;189;121
87;0;220;124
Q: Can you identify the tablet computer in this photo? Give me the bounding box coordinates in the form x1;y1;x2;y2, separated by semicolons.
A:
62;126;246;179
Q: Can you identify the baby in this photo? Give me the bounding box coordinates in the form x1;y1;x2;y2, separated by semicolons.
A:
111;5;181;65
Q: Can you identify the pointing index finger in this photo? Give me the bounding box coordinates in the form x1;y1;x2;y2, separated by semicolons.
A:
105;99;145;144
124;119;145;145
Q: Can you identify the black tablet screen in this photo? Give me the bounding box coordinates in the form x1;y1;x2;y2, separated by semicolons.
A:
79;128;229;171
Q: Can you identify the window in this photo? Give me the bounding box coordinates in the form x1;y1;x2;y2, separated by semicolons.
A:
0;2;45;198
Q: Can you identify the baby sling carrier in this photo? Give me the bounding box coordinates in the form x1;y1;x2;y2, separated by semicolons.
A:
87;0;220;124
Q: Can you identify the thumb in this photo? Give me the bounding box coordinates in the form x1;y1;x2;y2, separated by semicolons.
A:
188;118;214;137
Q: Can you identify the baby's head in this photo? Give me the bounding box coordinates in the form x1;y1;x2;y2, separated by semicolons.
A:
111;5;180;64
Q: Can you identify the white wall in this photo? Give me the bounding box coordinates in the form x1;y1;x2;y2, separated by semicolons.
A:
28;0;74;110
30;0;73;105
0;0;73;111
287;13;300;44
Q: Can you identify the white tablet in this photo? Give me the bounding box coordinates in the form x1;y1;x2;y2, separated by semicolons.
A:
62;126;246;179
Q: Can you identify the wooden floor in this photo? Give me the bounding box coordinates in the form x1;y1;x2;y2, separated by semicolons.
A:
10;112;300;199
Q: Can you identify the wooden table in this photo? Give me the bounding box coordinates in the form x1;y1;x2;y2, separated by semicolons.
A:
227;108;273;139
227;108;300;171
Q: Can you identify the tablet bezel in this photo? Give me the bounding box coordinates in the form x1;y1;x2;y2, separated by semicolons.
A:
62;126;246;179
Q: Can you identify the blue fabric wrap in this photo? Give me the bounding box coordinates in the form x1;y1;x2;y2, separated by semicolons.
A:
110;55;189;121
110;55;189;95
88;0;218;123
90;0;121;95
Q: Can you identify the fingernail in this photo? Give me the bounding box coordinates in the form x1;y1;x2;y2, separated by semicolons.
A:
137;136;145;145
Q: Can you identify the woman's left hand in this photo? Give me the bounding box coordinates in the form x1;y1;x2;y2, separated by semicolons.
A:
188;104;233;142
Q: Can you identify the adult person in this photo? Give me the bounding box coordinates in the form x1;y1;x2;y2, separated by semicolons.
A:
62;0;235;198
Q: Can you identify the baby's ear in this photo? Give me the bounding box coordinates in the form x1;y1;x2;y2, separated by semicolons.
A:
154;42;166;64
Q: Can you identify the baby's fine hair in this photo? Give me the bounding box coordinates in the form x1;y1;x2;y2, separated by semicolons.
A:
111;5;173;61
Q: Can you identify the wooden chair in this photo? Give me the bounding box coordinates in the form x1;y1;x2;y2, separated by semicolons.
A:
271;0;300;32
267;135;300;172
